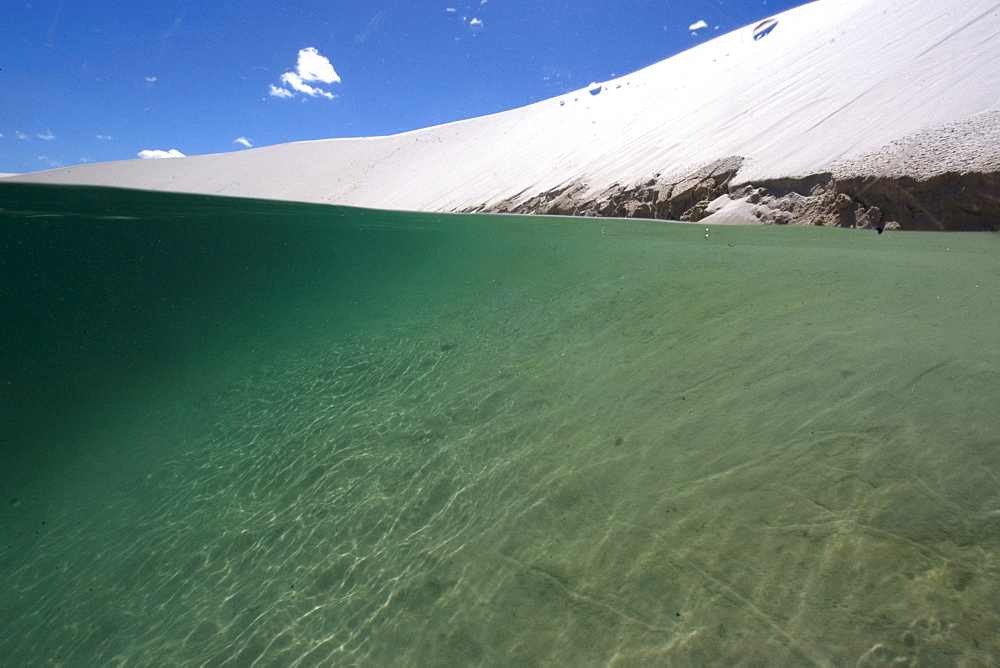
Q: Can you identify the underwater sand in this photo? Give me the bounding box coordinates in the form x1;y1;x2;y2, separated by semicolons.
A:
1;183;999;665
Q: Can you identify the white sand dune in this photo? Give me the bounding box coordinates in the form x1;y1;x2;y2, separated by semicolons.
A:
8;0;1000;228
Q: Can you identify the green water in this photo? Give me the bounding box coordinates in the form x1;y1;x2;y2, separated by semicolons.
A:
1;182;999;665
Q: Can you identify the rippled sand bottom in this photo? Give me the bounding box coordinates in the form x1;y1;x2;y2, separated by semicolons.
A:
2;185;999;665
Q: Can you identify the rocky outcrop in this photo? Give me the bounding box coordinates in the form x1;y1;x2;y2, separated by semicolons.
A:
465;157;745;221
463;112;1000;231
700;173;1000;232
463;163;1000;232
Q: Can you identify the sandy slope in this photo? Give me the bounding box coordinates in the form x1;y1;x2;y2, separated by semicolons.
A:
8;0;1000;228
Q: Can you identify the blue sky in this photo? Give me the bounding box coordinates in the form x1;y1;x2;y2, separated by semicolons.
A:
1;0;808;174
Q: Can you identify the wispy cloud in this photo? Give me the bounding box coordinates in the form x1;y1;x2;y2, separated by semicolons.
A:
37;130;56;140
38;156;62;167
234;137;252;148
356;12;384;43
96;134;112;140
138;149;185;159
269;47;340;99
15;131;29;140
145;76;158;83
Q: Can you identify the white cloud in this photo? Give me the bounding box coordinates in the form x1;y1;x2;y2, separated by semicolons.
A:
279;72;335;99
446;7;456;12
38;130;56;140
297;47;339;84
138;149;185;159
234;136;252;148
145;76;158;83
469;17;483;32
269;47;340;99
38;156;62;167
15;131;29;140
689;19;708;31
96;134;112;140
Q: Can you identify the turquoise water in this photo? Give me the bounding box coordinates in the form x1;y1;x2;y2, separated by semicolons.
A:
2;182;999;664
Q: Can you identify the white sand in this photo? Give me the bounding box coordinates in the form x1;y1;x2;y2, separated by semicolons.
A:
8;0;1000;212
